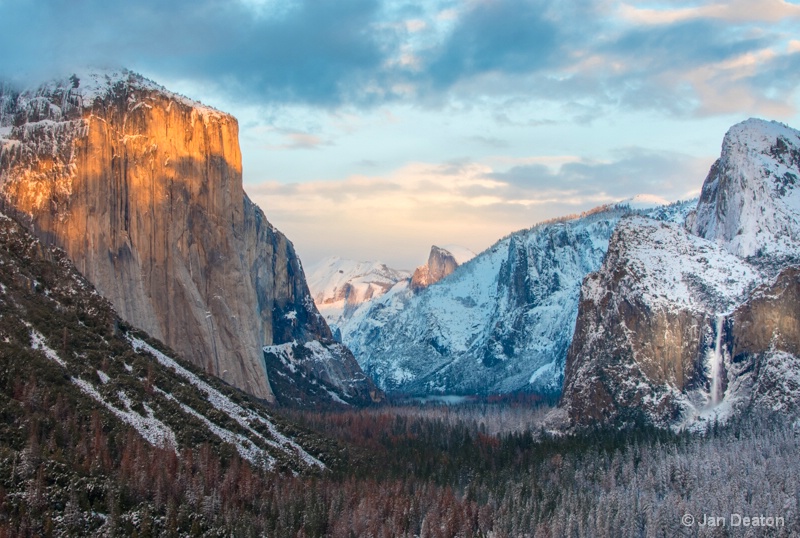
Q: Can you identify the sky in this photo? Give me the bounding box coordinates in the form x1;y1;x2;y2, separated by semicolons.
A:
2;0;800;270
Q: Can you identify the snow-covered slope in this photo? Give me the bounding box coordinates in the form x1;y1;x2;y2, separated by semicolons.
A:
689;118;800;260
340;203;693;395
0;210;329;472
306;257;410;336
561;118;800;429
0;68;223;128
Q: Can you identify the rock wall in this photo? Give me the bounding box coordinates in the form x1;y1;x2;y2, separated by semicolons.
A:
730;266;800;415
409;245;460;291
0;71;334;402
688;119;800;260
560;119;800;428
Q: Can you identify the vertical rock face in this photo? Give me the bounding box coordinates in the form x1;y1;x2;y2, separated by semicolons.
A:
409;245;467;291
561;119;800;428
0;70;369;404
688;118;800;260
560;217;760;427
729;266;800;416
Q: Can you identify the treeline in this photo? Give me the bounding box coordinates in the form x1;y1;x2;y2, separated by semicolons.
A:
2;366;799;537
286;408;800;537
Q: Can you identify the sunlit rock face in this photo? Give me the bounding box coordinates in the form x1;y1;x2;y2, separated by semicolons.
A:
410;246;461;291
0;70;340;402
561;119;800;429
729;266;800;416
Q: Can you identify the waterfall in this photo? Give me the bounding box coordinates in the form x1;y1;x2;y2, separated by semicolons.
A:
709;314;725;406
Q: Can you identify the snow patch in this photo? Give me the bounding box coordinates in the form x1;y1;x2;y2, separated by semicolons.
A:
72;378;177;450
529;362;557;385
29;328;66;367
130;336;324;469
97;370;110;384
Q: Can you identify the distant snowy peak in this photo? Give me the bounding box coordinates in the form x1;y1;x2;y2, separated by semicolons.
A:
689;118;800;260
618;193;671;210
410;245;475;291
308;256;410;305
306;256;410;332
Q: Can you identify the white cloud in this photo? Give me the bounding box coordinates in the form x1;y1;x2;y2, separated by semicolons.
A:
619;0;800;25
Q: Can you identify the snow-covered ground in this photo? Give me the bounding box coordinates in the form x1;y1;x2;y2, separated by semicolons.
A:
130;337;325;469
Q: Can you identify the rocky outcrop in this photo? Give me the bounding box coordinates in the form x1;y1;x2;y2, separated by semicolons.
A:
409;246;462;291
560;217;760;427
561;119;800;429
0;70;375;405
263;340;384;407
688;118;800;260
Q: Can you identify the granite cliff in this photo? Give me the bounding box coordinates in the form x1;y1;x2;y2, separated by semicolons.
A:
560;119;800;428
0;69;378;405
409;245;471;292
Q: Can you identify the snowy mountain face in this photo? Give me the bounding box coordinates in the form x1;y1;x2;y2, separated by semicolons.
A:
339;203;694;396
688;118;800;261
306;257;410;338
561;119;800;429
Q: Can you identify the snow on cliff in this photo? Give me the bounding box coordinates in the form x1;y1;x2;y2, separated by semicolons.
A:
689;118;800;260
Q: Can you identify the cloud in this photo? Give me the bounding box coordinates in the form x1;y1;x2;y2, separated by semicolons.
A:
420;0;564;89
488;147;709;203
619;0;800;25
604;20;769;72
0;0;396;106
266;131;332;150
466;135;510;149
1;0;798;121
246;148;711;267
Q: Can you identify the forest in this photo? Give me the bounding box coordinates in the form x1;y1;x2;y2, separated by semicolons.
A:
1;366;797;537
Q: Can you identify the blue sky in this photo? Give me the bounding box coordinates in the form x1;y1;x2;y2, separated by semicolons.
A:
2;0;800;269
